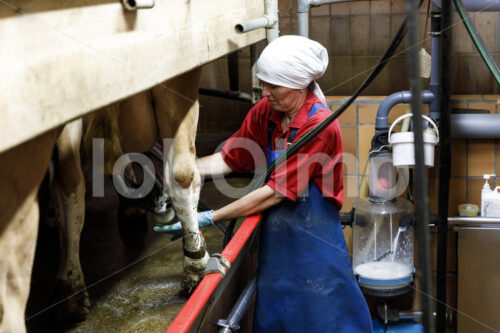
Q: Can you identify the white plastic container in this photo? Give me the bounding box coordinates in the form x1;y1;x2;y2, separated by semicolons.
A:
481;174;500;217
388;114;439;167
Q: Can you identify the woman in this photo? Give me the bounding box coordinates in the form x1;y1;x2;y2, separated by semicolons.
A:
157;35;372;332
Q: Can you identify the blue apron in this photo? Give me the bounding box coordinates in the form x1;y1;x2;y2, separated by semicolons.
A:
254;104;372;332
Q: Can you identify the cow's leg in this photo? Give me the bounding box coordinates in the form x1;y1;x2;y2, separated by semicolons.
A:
152;68;209;291
117;90;175;224
0;130;58;333
50;119;90;322
118;90;158;154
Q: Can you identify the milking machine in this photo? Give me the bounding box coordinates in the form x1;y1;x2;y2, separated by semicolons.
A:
348;5;442;329
351;108;442;330
352;150;415;299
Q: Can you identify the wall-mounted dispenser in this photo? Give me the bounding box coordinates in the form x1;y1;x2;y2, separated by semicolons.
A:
481;174;500;217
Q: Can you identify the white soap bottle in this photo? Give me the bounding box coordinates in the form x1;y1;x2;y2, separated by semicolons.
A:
481;174;500;217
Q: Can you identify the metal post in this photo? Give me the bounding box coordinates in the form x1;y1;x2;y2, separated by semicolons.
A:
250;45;261;104
429;12;441;120
228;52;240;92
296;0;310;37
437;0;452;332
217;278;257;333
406;0;435;332
265;0;279;42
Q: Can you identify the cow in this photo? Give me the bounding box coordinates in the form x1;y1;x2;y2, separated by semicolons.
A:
0;67;208;332
0;129;60;333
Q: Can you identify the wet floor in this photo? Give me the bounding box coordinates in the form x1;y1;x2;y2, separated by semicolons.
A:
27;176;248;332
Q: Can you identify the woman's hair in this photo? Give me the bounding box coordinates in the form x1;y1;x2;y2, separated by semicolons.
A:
307;81;315;91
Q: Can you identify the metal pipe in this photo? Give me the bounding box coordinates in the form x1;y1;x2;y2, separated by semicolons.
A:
433;0;500;11
398;309;455;323
199;88;252;103
406;0;435;332
311;0;367;6
376;94;500;139
297;0;366;36
250;45;261;104
297;12;309;37
448;217;500;226
375;90;435;130
429;12;441;120
296;0;310;37
121;0;154;10
217;277;257;333
399;310;424;320
265;0;279;42
416;217;500;227
437;2;452;331
236;0;277;106
310;0;330;5
235;0;278;39
235;17;273;34
450;114;500;138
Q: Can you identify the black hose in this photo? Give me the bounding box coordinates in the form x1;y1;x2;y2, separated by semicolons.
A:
453;0;500;86
407;168;414;203
406;0;435;332
199;87;253;104
437;1;452;331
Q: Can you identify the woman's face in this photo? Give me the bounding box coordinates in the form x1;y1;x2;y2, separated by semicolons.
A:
261;81;304;113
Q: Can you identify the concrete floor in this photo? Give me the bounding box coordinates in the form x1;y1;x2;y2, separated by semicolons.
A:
26;176;245;332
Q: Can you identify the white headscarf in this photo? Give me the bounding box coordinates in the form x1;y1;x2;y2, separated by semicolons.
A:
256;35;329;104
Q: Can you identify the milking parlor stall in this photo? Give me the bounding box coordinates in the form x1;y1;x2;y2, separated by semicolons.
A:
3;0;500;332
0;0;269;332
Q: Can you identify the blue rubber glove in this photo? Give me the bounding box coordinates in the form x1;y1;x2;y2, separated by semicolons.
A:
153;210;215;238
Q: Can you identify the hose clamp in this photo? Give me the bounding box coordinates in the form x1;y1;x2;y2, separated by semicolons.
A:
204;253;230;277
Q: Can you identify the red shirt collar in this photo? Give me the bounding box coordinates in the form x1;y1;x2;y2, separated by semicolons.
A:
268;91;318;130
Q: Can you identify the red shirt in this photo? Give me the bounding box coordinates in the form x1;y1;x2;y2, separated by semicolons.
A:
222;92;344;209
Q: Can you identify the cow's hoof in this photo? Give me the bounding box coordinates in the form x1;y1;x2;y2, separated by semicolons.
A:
181;270;202;294
53;280;91;323
181;251;210;293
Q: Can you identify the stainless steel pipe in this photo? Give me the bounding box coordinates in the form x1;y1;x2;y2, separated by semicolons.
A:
433;0;500;11
450;114;500;139
235;0;278;41
121;0;154;10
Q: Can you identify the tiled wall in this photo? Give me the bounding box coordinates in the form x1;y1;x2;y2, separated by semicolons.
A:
278;0;500;95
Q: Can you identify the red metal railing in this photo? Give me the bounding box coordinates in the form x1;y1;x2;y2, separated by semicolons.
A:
166;214;262;333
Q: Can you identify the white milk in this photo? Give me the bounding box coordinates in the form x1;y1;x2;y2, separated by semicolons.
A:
354;262;412;280
391;227;405;262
